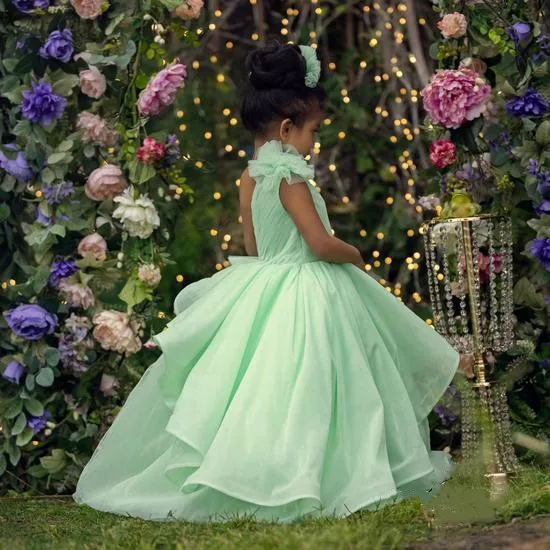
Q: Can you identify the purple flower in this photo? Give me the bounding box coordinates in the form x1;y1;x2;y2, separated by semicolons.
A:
2;360;24;384
535;200;550;217
534;34;550;64
35;204;54;226
27;409;52;433
4;304;57;341
529;237;550;271
43;181;74;205
527;158;540;177
11;0;50;13
39;28;74;63
49;257;79;287
505;88;550;118
162;134;181;166
434;404;457;426
0;144;34;181
21;80;67;126
506;22;531;44
538;171;550;199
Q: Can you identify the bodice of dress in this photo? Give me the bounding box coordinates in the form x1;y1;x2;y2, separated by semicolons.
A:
247;139;332;264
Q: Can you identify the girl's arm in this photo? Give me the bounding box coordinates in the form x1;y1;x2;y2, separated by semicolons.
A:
279;179;364;267
239;168;258;256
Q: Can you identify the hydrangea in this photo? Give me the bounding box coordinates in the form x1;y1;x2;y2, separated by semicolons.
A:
163;134;181;166
28;410;52;433
529;237;550;271
22;80;67;126
42;181;74;205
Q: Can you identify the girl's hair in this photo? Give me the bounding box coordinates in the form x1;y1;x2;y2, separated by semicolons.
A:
240;40;326;136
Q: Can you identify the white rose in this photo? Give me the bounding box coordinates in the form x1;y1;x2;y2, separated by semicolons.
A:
112;186;160;239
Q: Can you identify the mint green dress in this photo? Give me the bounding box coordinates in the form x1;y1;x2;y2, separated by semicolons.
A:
72;139;460;523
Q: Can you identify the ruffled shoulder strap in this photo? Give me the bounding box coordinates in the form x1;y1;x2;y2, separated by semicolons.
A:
248;139;314;187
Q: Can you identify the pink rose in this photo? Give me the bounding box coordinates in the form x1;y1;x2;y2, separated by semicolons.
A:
437;12;468;39
70;0;104;19
85;164;127;201
459;251;503;284
58;280;95;309
76;112;118;147
137;264;161;287
174;0;203;20
137;61;187;117
78;233;107;261
92;310;142;356
136;137;165;164
421;68;492;129
99;373;119;396
79;65;107;99
430;139;457;169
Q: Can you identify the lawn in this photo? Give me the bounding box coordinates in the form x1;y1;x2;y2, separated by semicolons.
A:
1;464;549;550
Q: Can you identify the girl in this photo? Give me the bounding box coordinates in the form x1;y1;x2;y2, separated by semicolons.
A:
73;41;466;523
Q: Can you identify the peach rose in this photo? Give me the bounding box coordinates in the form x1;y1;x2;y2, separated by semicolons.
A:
92;310;142;356
85;164;127;201
78;233;107;261
437;12;467;39
137;264;161;287
79;66;107;99
174;0;203;20
76;112;118;147
70;0;103;19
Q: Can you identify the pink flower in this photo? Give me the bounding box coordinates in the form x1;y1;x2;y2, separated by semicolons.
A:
430;139;457;169
99;373;119;396
174;0;203;20
92;310;142;356
85;164;127;201
437;12;468;39
78;233;107;261
76;111;118;147
136;137;165;164
137;61;187;117
478;251;503;284
79;65;107;99
137;264;161;287
58;280;95;309
421;68;492;129
143;339;158;349
70;0;104;19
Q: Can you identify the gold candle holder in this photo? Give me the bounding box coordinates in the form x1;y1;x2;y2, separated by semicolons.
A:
421;214;519;491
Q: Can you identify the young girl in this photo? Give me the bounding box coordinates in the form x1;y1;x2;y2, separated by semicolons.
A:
73;41;465;523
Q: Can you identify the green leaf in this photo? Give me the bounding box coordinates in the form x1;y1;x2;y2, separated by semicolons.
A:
12;120;31;136
44;347;60;367
1;85;23;104
135;73;150;89
41;167;56;184
4;399;23;419
57;139;74;152
51;74;80;97
0;203;10;223
31;265;50;294
36;367;55;387
0;454;6;477
25;374;35;393
24;398;44;417
156;0;180;8
535;120;550;146
50;224;66;237
16;427;34;447
8;444;21;466
1;175;16;192
513;277;546;310
27;464;49;478
105;13;127;35
40;449;67;474
118;276;153;312
11;412;27;436
47;152;68;165
127;157;156;184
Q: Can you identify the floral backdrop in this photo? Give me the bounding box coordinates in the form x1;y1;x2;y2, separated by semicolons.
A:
0;0;204;491
419;0;550;455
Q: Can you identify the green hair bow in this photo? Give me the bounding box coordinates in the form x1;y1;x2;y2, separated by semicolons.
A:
298;45;321;88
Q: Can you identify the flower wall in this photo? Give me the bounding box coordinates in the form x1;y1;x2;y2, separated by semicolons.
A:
419;0;550;454
0;0;204;491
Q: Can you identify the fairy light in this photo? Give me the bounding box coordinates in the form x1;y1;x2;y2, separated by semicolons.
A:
176;274;184;283
213;192;221;200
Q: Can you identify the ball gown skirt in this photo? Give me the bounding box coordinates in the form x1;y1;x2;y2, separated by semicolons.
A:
72;139;460;522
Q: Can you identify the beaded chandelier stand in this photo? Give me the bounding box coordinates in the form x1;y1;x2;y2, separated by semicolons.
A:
421;213;519;488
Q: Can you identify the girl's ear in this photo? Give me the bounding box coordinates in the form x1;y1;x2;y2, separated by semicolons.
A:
279;118;292;143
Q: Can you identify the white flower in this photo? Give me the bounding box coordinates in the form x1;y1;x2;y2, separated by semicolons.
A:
138;264;162;287
112;186;160;239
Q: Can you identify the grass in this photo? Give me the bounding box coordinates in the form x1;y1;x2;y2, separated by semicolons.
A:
1;465;549;550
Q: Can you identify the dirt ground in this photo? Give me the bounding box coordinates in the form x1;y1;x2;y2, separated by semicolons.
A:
406;514;550;549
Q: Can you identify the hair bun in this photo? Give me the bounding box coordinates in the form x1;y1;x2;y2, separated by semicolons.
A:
246;41;306;90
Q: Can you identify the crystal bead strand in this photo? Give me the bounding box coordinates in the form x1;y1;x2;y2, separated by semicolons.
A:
470;221;484;348
501;218;515;349
488;218;502;351
428;226;448;335
441;222;458;340
423;228;443;333
456;221;470;347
